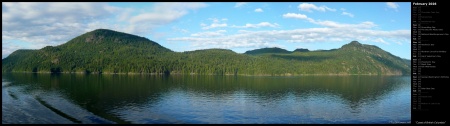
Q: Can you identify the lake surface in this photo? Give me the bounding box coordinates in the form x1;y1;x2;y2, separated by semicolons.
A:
2;73;410;124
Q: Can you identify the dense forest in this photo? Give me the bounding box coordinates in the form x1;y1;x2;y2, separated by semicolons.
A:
2;29;411;75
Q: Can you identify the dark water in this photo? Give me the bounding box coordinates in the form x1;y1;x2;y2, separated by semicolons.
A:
2;73;410;124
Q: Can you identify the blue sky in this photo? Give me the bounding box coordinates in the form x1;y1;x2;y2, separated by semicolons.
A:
2;2;411;59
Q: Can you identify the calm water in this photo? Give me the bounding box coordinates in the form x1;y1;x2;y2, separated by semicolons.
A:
2;73;410;124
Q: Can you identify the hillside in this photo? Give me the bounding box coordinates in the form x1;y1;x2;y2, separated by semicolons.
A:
2;29;410;75
244;47;291;55
293;48;310;52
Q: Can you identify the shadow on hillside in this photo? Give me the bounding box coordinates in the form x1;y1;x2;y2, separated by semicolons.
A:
271;54;332;62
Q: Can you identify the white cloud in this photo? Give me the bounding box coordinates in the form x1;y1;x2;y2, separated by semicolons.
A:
203;23;227;30
386;2;399;9
1;2;208;40
168;27;410;50
2;2;208;58
129;3;207;25
341;12;354;17
298;3;336;12
283;13;315;22
190;30;226;37
2;2;118;55
117;8;134;22
169;12;410;50
201;18;228;30
172;26;189;34
283;13;374;29
232;22;280;28
234;2;247;8
373;38;390;45
386;2;399;12
313;20;377;29
282;13;308;19
127;2;207;34
129;12;184;24
254;8;263;12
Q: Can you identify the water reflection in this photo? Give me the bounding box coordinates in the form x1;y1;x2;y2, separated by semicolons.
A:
2;73;410;124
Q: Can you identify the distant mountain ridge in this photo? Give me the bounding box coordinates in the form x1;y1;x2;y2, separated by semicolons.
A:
245;47;312;55
2;29;410;75
293;48;310;52
245;47;291;55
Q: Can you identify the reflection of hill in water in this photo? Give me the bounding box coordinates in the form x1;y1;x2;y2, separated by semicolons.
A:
3;73;175;123
3;73;409;123
170;75;409;110
4;73;409;107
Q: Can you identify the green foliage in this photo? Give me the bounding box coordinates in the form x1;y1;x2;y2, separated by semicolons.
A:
244;47;291;55
293;48;310;52
2;29;411;75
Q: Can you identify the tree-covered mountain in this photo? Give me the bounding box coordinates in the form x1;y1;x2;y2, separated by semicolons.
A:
244;47;291;55
2;29;410;75
293;48;310;52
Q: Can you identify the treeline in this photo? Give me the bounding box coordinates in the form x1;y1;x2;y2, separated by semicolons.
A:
2;29;411;75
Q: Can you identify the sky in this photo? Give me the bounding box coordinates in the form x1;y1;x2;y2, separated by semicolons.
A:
2;2;411;59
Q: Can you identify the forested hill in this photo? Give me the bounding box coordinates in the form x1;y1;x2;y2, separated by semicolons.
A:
2;29;410;75
245;47;291;55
